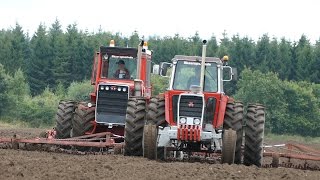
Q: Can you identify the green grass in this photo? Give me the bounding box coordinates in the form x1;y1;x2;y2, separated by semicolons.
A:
0;119;53;129
265;133;320;145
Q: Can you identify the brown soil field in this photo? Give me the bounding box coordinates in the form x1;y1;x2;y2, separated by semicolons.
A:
0;127;319;180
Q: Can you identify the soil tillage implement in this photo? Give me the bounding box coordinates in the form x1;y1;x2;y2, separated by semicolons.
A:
0;129;124;154
263;143;320;170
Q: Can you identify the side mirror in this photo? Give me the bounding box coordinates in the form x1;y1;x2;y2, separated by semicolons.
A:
232;67;238;81
160;62;172;77
223;66;235;81
152;64;160;75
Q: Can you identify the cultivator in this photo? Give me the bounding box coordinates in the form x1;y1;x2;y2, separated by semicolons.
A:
0;130;124;154
263;143;320;170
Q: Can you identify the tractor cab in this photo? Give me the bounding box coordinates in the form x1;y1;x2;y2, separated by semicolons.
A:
90;40;152;125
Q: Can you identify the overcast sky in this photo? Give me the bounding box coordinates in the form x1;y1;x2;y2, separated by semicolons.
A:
0;0;319;43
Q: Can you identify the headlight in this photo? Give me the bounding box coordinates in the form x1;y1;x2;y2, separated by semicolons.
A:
117;87;121;91
87;103;93;107
122;87;127;92
100;86;104;90
194;118;201;125
179;117;186;124
105;86;109;90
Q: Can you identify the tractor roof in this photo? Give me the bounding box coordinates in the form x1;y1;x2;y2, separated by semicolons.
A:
99;46;138;58
172;55;222;64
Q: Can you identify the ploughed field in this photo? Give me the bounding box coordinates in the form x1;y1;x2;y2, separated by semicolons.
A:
0;127;319;180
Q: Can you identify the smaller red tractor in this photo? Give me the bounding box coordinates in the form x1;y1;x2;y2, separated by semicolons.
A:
55;40;153;155
143;40;265;166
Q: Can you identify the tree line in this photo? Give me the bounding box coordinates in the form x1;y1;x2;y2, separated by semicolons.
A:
1;20;320;96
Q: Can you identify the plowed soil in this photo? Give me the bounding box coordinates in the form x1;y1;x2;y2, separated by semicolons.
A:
0;127;319;180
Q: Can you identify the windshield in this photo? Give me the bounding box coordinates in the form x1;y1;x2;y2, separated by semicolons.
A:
172;60;218;92
101;55;137;79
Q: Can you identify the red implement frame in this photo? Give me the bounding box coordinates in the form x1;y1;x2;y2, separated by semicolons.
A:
263;143;320;161
0;130;123;149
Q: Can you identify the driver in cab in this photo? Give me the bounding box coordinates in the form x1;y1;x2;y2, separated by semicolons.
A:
113;60;130;79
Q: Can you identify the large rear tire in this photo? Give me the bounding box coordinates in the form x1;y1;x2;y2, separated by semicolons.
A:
71;103;95;137
244;104;265;167
146;97;166;126
55;101;76;139
124;98;146;156
223;101;244;164
221;129;237;164
143;124;158;159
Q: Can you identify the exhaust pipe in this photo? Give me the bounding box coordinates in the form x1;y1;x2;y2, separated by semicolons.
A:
199;40;207;93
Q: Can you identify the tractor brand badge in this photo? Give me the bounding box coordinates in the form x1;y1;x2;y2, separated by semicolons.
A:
188;101;194;108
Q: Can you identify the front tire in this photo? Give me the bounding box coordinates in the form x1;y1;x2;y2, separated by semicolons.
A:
55;101;76;139
221;129;237;164
243;104;265;167
143;124;158;159
223;101;244;164
124;98;146;156
71;103;95;137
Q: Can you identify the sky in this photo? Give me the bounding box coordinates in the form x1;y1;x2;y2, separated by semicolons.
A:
0;0;319;43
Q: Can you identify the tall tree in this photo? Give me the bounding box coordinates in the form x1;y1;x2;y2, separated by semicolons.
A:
311;39;320;83
278;38;293;80
65;23;86;83
49;19;69;87
255;34;271;73
206;35;219;57
294;35;313;81
28;24;52;95
0;64;8;116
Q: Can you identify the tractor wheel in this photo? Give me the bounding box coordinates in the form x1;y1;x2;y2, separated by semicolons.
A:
146;97;166;126
223;101;244;164
55;101;76;139
71;103;95;137
124;98;146;156
221;129;237;164
243;104;265;167
143;124;158;159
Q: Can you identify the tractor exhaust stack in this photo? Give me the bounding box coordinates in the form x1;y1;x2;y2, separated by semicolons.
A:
199;40;207;93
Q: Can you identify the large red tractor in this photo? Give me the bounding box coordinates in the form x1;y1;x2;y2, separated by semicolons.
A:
143;40;265;166
55;40;152;155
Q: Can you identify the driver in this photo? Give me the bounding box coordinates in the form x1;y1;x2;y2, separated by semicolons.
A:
113;60;130;79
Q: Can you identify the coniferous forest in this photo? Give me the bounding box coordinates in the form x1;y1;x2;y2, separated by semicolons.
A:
0;20;319;136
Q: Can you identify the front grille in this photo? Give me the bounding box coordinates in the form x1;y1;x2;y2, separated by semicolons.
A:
96;84;129;124
178;95;203;118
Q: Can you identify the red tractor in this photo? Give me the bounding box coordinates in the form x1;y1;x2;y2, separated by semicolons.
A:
143;40;265;166
55;40;152;155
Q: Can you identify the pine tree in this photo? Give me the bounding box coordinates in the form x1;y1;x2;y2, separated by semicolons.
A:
28;24;52;95
49;19;70;87
294;35;313;81
278;38;293;80
0;64;8;116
